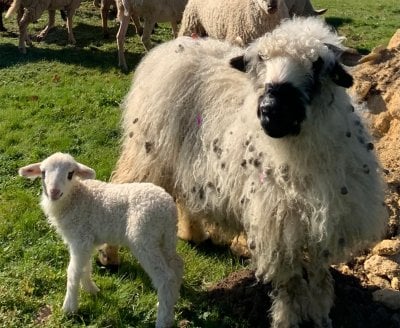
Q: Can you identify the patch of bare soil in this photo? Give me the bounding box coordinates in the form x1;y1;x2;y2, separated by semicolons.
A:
207;30;400;327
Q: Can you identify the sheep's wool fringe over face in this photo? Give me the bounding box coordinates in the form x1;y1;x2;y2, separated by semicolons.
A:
114;17;388;325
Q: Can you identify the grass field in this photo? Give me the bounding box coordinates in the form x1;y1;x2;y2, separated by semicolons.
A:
0;0;399;327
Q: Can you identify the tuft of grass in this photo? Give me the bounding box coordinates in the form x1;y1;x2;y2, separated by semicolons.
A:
0;0;399;327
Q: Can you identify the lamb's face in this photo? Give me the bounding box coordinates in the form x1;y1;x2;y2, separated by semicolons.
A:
40;155;79;201
256;0;278;14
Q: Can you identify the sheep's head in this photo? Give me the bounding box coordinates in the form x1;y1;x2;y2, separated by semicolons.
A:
256;0;278;14
19;153;95;201
230;17;353;138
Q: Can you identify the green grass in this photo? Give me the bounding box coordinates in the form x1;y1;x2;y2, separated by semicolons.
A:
0;0;399;327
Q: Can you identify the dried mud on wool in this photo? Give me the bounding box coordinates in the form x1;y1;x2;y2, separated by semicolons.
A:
187;30;400;328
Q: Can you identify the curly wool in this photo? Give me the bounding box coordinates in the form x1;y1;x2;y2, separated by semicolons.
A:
178;0;290;45
114;17;388;327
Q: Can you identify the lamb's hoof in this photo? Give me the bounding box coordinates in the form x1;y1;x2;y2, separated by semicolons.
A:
83;283;100;294
62;301;78;314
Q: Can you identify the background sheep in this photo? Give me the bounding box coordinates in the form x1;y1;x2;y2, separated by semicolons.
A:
93;0;142;38
19;152;183;328
5;0;82;53
284;0;327;17
116;0;188;70
0;0;12;31
112;17;388;327
178;0;290;46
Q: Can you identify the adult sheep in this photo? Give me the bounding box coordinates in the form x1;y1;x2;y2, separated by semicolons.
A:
178;0;290;46
116;0;187;70
112;17;388;327
5;0;82;53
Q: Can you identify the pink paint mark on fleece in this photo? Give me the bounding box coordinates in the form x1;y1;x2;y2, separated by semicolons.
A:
196;114;203;127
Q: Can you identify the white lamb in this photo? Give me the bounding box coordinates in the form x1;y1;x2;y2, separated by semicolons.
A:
116;0;188;70
6;0;82;53
178;0;290;46
19;152;183;328
284;0;327;17
112;17;388;327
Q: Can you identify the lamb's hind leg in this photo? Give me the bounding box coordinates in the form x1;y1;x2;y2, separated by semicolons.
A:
133;247;181;328
80;258;100;295
37;9;55;41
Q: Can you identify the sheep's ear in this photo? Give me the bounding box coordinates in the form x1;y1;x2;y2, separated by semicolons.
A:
19;163;42;179
76;163;96;180
230;55;247;72
330;62;353;88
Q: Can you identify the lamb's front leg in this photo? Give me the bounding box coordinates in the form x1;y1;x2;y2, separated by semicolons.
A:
62;246;92;313
80;259;100;295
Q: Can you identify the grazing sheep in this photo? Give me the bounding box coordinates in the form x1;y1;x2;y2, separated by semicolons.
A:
116;0;188;70
112;17;388;327
178;0;290;46
93;0;143;38
0;0;12;31
5;0;82;53
19;152;183;328
284;0;327;17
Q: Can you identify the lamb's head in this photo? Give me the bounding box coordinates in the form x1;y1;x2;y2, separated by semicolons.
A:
19;153;95;201
256;0;278;14
230;17;353;138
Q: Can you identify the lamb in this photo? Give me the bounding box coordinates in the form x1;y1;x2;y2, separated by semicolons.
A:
5;0;82;53
0;0;12;31
111;17;388;327
115;0;188;70
284;0;327;17
178;0;290;46
19;152;183;328
93;0;143;38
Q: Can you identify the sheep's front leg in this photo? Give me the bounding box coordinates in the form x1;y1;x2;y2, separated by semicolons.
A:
116;13;130;71
270;266;333;328
66;10;76;44
37;9;55;41
62;247;92;313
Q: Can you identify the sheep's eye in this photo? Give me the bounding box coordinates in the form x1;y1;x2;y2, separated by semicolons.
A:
67;171;74;180
41;171;46;179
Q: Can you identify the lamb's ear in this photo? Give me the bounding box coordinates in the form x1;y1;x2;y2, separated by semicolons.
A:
229;55;247;72
76;163;96;180
19;163;42;179
330;62;353;88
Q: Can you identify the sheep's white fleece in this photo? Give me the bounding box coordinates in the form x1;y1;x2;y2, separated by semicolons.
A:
114;17;388;327
178;0;289;45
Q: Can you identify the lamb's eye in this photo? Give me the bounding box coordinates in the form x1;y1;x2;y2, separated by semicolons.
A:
67;171;74;180
41;171;46;179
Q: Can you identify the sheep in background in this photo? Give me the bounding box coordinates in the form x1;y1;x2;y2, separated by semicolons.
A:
178;0;290;46
5;0;82;53
116;0;188;70
19;153;183;328
284;0;327;17
93;0;143;38
0;0;12;31
112;17;388;327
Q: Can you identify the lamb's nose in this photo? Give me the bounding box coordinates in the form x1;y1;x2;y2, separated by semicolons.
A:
49;188;62;200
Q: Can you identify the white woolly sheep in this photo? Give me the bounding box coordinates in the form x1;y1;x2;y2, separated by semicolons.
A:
112;17;388;327
178;0;290;46
93;0;143;38
116;0;188;70
284;0;327;17
6;0;82;53
19;152;183;328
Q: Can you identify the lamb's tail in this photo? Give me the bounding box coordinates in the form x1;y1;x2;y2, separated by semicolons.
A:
5;0;21;19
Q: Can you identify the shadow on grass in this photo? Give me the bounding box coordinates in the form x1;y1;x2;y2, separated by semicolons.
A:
325;17;353;29
0;41;143;72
